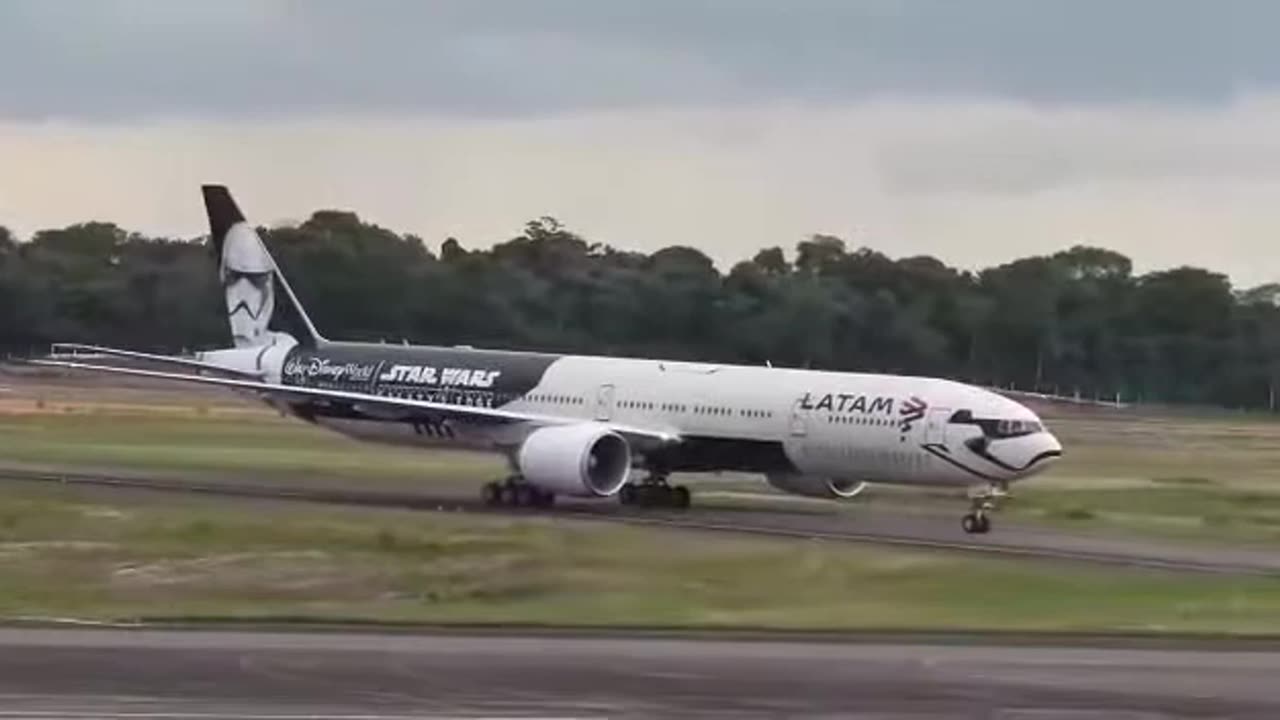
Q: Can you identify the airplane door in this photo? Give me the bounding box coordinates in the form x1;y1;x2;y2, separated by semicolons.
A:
595;384;616;421
789;398;808;437
924;408;950;445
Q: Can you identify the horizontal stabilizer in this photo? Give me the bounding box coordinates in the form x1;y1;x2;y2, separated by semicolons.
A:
47;343;265;379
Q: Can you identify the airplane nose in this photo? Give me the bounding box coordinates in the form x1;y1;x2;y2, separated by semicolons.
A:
1032;431;1064;471
1012;424;1062;477
1047;431;1063;456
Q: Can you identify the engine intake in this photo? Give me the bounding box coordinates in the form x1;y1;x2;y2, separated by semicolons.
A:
518;423;632;497
765;472;868;500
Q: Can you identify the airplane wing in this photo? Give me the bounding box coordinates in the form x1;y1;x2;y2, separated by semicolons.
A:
27;356;681;445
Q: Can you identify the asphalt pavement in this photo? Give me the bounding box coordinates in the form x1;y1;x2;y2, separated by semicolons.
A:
0;627;1278;718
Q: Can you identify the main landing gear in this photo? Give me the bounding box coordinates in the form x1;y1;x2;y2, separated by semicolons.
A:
619;474;691;509
481;476;555;509
961;481;1009;535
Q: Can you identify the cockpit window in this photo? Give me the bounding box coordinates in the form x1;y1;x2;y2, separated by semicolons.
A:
948;410;1043;438
993;419;1043;437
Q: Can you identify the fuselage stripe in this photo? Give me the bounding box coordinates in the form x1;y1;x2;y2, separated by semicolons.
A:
921;443;1002;482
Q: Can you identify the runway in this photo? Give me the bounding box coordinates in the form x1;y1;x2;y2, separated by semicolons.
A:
4;466;1280;576
0;627;1279;718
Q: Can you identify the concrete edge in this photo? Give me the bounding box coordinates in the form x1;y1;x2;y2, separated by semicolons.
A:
5;616;1280;651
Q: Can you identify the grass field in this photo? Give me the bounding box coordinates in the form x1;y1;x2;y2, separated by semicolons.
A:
1;482;1279;633
7;372;1280;631
0;375;503;491
1001;408;1280;543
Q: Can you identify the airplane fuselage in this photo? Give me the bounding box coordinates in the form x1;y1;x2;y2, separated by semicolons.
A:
253;340;1062;491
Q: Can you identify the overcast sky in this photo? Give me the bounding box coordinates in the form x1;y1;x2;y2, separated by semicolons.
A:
4;0;1280;285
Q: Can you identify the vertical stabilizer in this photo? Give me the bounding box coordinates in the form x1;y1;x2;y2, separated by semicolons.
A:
201;185;324;348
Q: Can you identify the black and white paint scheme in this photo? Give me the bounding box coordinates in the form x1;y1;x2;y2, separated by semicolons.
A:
38;186;1064;534
220;221;277;349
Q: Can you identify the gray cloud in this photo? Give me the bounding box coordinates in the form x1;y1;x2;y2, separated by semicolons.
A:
872;100;1280;195
4;0;1280;120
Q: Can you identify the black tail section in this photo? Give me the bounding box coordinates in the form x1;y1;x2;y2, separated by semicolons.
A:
201;184;325;349
202;184;246;261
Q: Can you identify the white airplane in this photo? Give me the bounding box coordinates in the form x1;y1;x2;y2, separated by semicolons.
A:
33;186;1063;534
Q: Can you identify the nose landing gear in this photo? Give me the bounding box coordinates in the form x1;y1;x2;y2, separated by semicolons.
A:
961;481;1009;534
961;508;991;534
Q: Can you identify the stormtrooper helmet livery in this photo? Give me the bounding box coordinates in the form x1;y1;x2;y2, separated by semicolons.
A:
220;222;276;348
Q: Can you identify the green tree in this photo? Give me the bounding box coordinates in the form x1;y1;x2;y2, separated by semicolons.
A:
10;208;1280;411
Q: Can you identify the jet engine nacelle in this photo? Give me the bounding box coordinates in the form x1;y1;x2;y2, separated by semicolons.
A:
765;472;868;500
518;423;632;497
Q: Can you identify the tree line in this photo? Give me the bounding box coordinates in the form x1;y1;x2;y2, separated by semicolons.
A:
2;210;1279;410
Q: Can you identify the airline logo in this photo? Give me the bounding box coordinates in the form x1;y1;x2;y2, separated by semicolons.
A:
377;364;502;389
798;392;894;414
898;396;927;433
283;356;379;383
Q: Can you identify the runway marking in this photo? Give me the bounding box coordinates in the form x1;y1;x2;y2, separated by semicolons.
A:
7;615;142;628
0;707;599;712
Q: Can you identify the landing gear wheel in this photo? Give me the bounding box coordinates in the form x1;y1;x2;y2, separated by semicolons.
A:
618;477;692;509
619;484;638;506
672;485;691;509
644;485;665;507
961;513;991;534
961;481;1006;534
481;477;556;509
514;484;539;508
481;482;502;507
